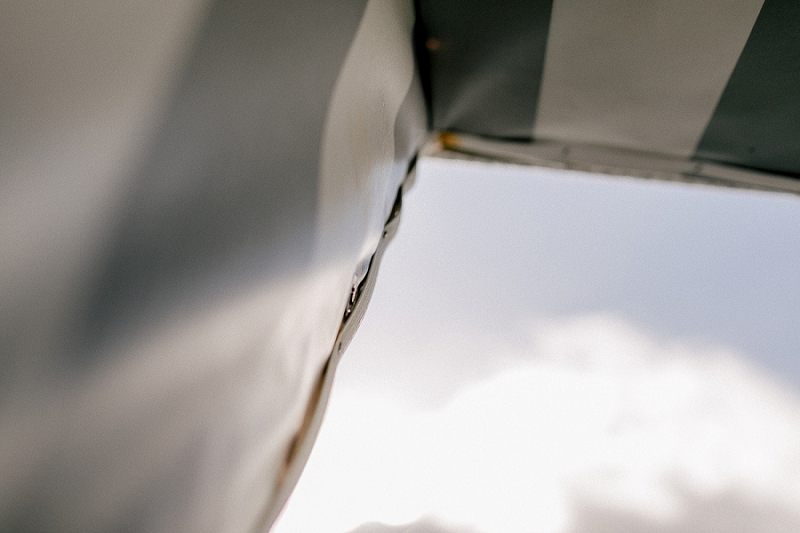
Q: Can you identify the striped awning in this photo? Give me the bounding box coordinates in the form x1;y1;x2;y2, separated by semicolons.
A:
418;0;800;187
2;2;798;532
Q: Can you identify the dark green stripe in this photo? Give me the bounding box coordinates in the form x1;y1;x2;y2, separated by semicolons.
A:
695;0;800;177
418;0;554;140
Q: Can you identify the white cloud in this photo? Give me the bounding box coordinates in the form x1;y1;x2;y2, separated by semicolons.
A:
272;315;800;533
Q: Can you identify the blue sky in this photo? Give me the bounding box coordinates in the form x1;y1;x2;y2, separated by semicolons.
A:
274;158;800;532
376;157;800;391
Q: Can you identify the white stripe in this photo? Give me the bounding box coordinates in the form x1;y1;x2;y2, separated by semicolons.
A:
317;0;416;266
534;0;764;158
